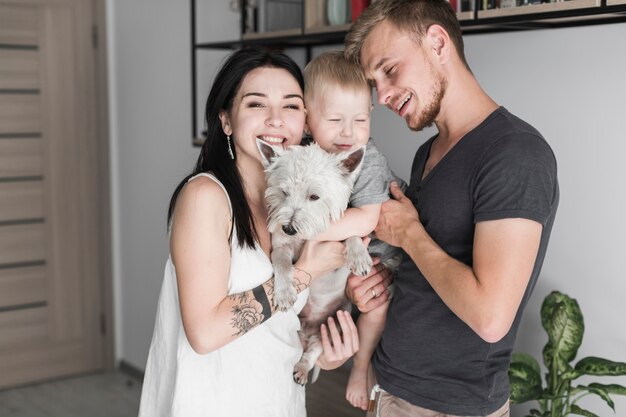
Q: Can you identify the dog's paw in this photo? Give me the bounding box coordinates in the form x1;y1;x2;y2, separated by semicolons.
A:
345;236;373;276
293;363;309;385
348;252;373;276
274;285;297;311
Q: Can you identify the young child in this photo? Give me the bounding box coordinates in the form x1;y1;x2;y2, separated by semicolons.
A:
303;50;407;411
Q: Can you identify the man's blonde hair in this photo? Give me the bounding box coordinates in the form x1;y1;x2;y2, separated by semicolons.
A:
304;50;371;105
344;0;468;69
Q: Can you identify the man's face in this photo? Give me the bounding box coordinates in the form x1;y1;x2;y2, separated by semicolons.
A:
360;21;446;132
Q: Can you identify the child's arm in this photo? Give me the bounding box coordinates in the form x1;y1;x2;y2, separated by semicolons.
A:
314;203;380;242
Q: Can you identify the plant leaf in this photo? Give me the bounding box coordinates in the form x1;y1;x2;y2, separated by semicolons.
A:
588;383;626;396
512;352;542;377
509;375;543;404
569;404;600;417
543;343;574;387
540;291;563;331
561;369;581;381
541;291;585;371
540;291;578;334
575;357;626;376
574;384;615;411
509;361;542;388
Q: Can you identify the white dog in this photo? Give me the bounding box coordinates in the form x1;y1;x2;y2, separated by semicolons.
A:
258;140;372;385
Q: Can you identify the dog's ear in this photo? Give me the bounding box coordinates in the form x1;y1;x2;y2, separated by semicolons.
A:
256;139;282;168
340;146;365;176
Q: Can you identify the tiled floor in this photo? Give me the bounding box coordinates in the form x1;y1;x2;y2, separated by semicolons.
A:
0;364;365;417
0;371;142;417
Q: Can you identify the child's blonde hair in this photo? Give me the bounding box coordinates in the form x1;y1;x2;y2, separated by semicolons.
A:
304;50;371;105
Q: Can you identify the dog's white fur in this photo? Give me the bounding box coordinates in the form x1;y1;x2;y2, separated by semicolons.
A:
258;141;372;385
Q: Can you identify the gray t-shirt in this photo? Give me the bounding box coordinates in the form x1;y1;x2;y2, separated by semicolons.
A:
373;107;559;415
350;139;407;265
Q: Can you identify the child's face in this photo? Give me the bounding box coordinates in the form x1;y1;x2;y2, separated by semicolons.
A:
306;87;371;154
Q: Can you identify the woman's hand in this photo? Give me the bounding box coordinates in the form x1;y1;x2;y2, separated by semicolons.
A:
295;239;345;280
316;310;359;370
345;259;393;313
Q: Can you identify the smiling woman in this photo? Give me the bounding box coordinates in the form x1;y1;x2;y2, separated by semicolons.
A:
138;48;360;417
218;66;306;168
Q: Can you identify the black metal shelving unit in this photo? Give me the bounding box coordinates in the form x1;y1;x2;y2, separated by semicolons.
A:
190;0;626;144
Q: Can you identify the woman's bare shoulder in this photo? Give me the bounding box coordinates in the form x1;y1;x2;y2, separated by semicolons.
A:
173;175;231;225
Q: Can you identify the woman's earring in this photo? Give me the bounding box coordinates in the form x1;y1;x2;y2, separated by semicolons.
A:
226;135;234;160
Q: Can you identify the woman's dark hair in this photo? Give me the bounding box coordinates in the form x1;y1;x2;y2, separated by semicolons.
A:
168;48;305;248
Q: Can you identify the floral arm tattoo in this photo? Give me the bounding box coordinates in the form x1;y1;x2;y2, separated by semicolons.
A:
227;270;309;337
228;279;275;336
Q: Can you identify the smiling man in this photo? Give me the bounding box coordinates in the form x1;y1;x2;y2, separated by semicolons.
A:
343;1;560;416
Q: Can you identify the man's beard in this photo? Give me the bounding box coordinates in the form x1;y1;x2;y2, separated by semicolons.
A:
408;71;446;132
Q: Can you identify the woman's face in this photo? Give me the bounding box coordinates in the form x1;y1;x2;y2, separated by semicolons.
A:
220;66;306;167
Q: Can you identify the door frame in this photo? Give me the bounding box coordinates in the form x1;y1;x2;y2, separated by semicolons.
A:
93;0;114;370
0;0;114;384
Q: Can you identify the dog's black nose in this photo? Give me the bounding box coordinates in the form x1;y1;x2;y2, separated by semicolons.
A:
282;224;297;236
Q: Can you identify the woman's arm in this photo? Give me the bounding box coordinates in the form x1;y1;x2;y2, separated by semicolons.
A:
172;177;346;354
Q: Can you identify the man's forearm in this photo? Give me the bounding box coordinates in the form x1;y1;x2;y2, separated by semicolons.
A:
399;219;539;343
399;221;497;340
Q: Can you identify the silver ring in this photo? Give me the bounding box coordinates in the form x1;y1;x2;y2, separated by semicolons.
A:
371;288;378;298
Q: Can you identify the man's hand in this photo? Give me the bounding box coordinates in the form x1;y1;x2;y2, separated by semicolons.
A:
375;182;421;248
345;259;393;313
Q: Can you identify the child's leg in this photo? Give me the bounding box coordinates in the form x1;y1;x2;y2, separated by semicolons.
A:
346;301;388;410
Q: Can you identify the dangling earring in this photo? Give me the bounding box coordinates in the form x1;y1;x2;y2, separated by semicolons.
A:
226;135;234;160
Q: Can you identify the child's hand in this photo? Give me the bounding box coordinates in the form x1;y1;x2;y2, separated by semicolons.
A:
296;239;345;280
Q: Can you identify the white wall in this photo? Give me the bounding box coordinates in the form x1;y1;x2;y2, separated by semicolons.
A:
108;1;626;414
466;25;626;416
106;0;227;367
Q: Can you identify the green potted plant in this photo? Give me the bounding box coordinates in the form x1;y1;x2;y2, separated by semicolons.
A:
509;291;626;417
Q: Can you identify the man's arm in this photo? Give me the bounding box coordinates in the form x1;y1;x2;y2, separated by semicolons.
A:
375;183;542;343
345;260;393;313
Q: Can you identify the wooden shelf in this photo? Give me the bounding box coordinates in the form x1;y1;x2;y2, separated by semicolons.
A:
190;0;626;144
196;1;626;49
477;0;599;19
457;10;475;21
242;28;302;41
305;23;351;35
461;0;626;33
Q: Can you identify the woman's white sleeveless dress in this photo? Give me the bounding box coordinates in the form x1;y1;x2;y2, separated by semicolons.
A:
139;173;308;417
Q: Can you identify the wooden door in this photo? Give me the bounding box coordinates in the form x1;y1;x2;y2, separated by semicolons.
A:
0;0;108;388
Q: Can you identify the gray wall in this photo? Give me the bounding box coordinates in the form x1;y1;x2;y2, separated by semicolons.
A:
106;0;208;366
107;1;626;415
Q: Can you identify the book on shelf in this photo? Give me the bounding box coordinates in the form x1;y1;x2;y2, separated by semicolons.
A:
246;0;303;34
